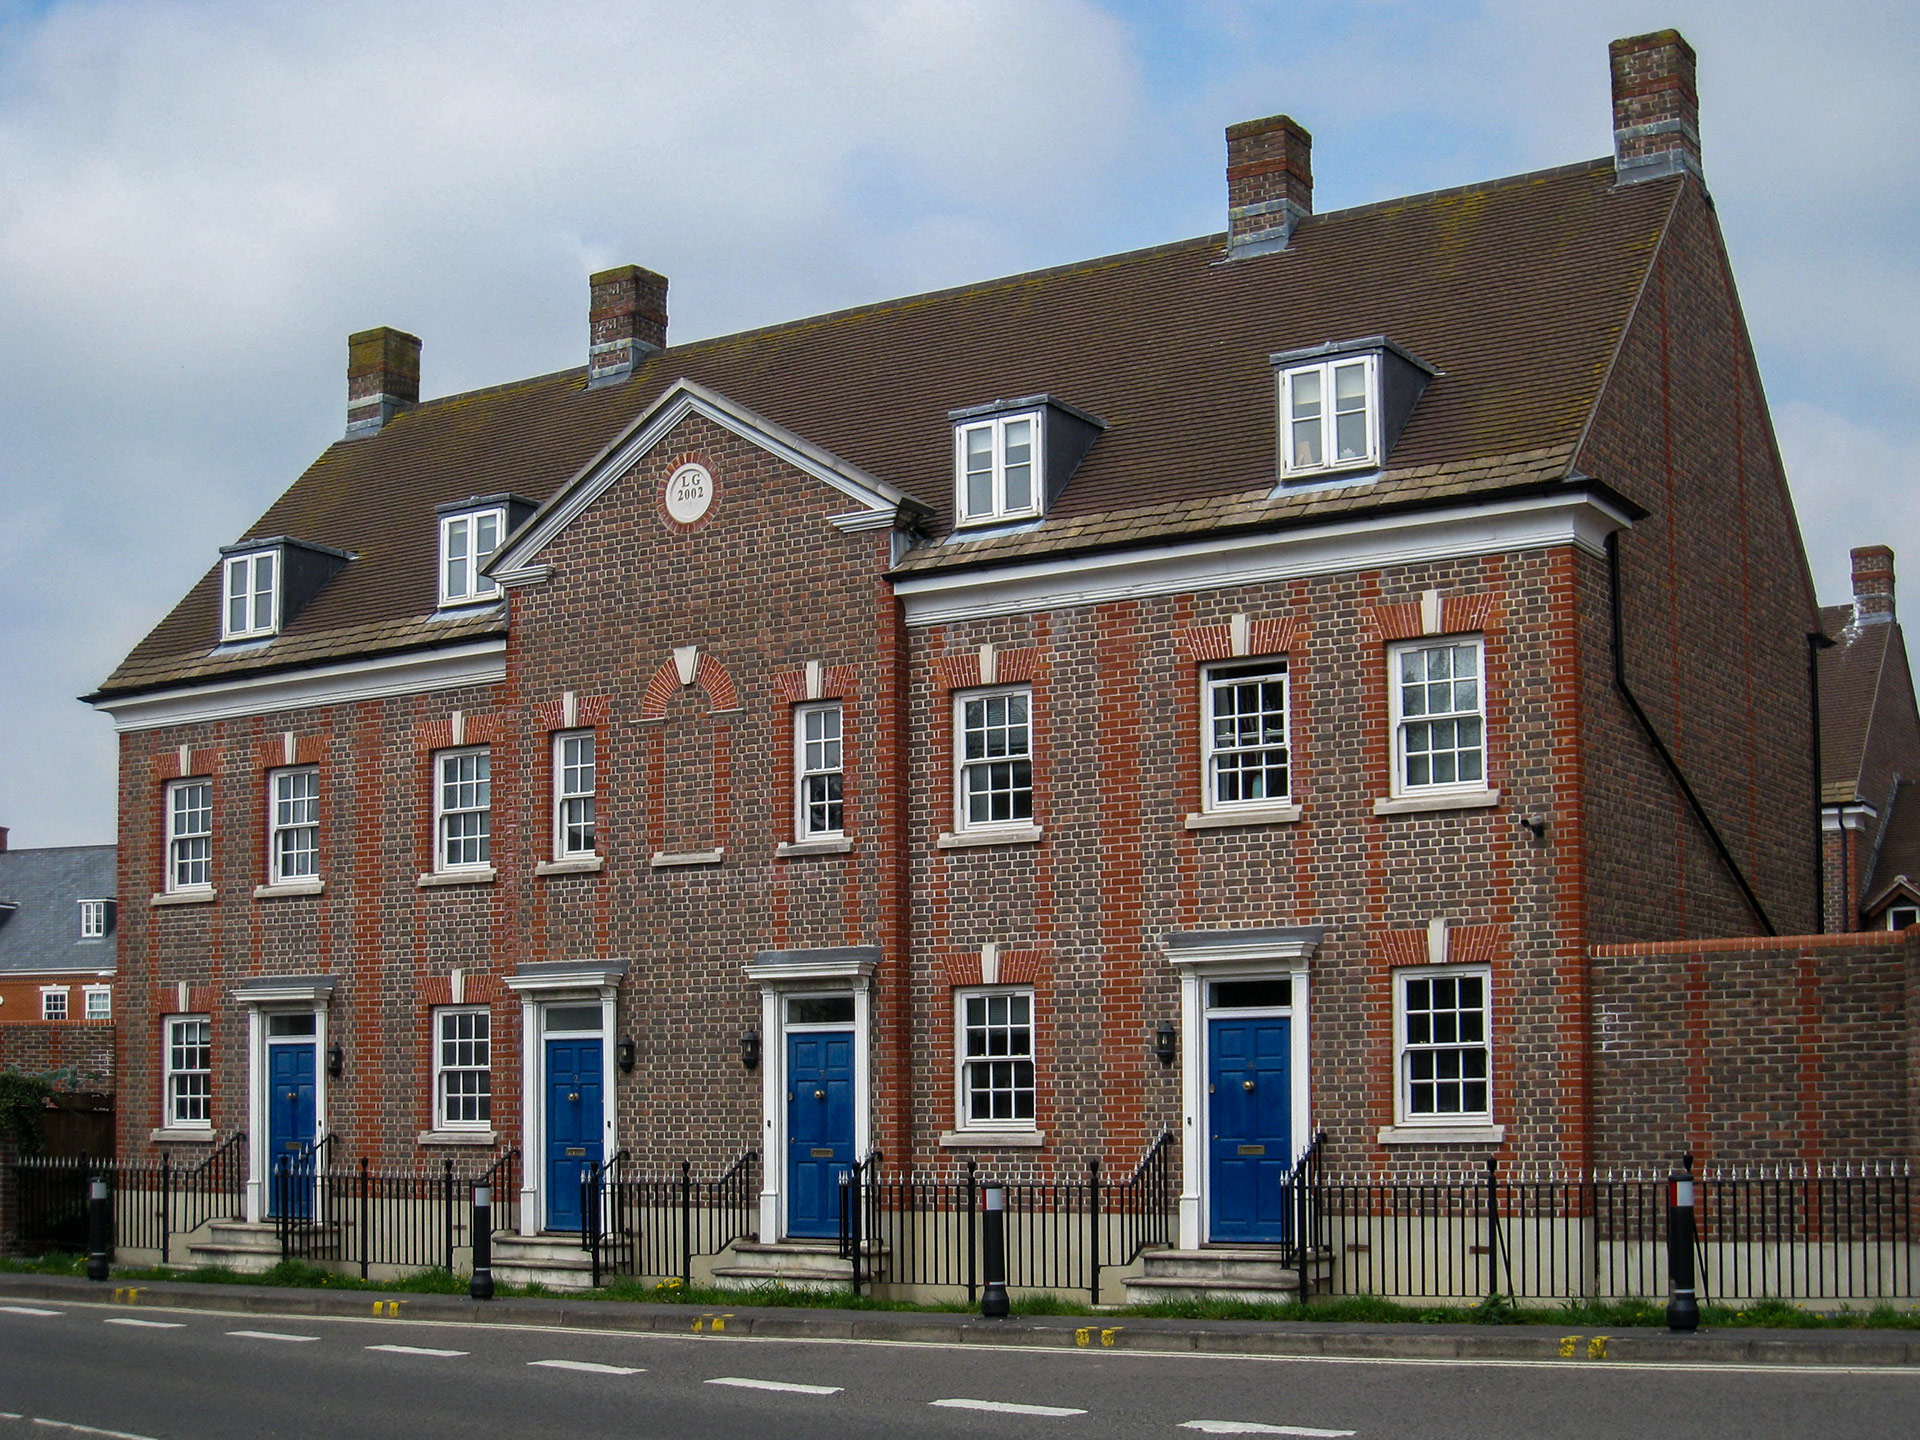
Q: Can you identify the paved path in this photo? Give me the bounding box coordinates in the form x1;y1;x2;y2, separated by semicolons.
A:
4;1297;1917;1439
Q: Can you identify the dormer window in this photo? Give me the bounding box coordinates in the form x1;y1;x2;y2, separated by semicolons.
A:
222;548;278;639
956;412;1040;525
216;535;349;644
949;395;1106;529
441;508;504;606
1271;337;1439;484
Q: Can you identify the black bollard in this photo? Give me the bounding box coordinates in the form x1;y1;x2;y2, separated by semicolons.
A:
470;1184;494;1300
86;1174;110;1282
1666;1153;1699;1332
980;1184;1009;1319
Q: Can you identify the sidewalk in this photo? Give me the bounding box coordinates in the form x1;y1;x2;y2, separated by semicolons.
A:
3;1273;1916;1367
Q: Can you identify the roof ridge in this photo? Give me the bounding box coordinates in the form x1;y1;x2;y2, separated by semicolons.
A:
1308;156;1618;226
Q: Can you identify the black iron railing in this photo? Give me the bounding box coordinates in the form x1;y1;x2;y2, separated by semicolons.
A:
582;1149;760;1287
273;1149;520;1277
839;1130;1177;1302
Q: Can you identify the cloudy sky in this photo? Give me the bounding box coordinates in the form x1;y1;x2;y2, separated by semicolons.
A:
1;0;1915;847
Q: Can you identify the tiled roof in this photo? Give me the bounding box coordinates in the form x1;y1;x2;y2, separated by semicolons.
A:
1863;780;1920;914
1818;604;1893;804
0;846;116;976
98;158;1680;698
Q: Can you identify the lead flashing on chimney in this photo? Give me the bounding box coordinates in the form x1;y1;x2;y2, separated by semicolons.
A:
1226;197;1310;259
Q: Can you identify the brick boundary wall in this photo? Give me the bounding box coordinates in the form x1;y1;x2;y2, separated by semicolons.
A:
1590;931;1917;1168
0;1022;116;1091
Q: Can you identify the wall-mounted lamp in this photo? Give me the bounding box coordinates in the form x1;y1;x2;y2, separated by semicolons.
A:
741;1027;761;1071
1154;1019;1177;1067
326;1043;344;1079
617;1036;637;1073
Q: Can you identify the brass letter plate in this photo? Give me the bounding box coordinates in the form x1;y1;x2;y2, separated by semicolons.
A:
1237;1145;1266;1156
810;1147;836;1158
565;1146;587;1157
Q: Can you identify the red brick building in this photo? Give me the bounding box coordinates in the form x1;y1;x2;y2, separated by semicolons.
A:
88;32;1886;1279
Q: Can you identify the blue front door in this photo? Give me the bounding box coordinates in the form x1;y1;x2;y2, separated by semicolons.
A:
786;1031;854;1238
544;1038;604;1232
1207;1017;1291;1243
266;1042;316;1219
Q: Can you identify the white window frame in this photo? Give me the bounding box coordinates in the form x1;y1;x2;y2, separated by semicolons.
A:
954;686;1034;834
221;548;279;640
953;411;1044;526
439;508;506;607
83;986;112;1021
267;766;320;884
78;899;111;939
433;1006;492;1131
1388;636;1489;799
1277;353;1379;479
164;1014;213;1130
552;731;597;860
165;778;214;893
1887;904;1919;931
1200;661;1292;814
794;703;845;841
1393;964;1493;1129
39;986;69;1021
434;747;492;872
954;986;1038;1133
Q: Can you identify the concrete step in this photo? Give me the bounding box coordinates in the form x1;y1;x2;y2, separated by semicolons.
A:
1123;1247;1305;1306
186;1220;285;1275
711;1239;884;1291
492;1232;596;1292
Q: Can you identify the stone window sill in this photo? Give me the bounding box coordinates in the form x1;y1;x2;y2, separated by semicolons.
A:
936;825;1043;850
418;1129;498;1146
416;867;497;888
651;848;724;869
1372;789;1502;817
150;889;216;907
534;856;605;877
1377;1123;1507;1146
1185;804;1303;829
775;837;854;858
150;1128;216;1144
939;1130;1046;1149
254;880;324;900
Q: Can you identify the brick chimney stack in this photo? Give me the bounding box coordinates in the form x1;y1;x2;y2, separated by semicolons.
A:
1853;545;1896;625
588;265;668;388
346;327;422;438
1226;114;1312;259
0;825;9;852
1610;29;1702;184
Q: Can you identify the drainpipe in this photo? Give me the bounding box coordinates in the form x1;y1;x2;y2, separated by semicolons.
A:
1808;630;1834;933
1607;533;1775;934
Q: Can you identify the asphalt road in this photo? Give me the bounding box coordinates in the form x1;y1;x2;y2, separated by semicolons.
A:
2;1299;1916;1440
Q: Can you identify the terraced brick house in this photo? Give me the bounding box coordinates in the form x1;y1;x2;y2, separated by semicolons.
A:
89;31;1872;1291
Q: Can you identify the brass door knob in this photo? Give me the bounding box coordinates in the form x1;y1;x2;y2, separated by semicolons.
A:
286;1091;297;1100
813;1089;826;1100
1242;1079;1255;1091
568;1092;580;1102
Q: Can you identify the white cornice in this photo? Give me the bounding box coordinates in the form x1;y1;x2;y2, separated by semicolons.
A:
492;378;919;584
893;491;1635;627
89;639;507;732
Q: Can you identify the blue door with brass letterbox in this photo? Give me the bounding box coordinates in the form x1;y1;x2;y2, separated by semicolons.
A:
266;1033;317;1220
786;1029;854;1238
1207;1014;1292;1243
544;1036;604;1232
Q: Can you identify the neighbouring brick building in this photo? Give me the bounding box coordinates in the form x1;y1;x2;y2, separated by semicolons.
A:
84;31;1903;1282
0;833;116;1029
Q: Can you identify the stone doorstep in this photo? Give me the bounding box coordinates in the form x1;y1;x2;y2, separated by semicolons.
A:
0;1274;1915;1367
491;1233;597;1292
711;1238;886;1289
1138;1248;1306;1283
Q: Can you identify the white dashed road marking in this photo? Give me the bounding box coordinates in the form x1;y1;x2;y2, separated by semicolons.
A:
366;1344;467;1357
528;1360;645;1375
706;1377;842;1395
1180;1424;1356;1437
931;1399;1087;1417
226;1330;320;1343
29;1420;166;1440
103;1319;184;1330
0;1307;62;1316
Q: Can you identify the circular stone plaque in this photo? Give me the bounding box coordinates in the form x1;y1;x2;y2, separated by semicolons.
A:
664;462;714;525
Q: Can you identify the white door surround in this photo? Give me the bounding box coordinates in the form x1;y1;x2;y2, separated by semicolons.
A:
503;959;627;1236
231;974;335;1224
742;945;879;1244
1162;927;1321;1251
